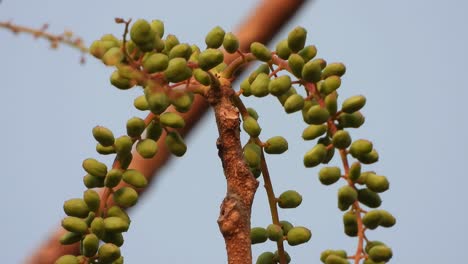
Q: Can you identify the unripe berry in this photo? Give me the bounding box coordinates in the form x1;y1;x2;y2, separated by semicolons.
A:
89;40;117;59
63;198;90;218
332;130;351;149
348;162;361;182
250;227;268;244
337;111;365;128
320;250;348;263
126;117;146;138
90;217;105;238
171;92;194;113
205;26;225;48
287;26;307;52
277;87;297;105
247;107;259;120
342;95;366;113
286;226;312;246
113;187;138;208
130;19;155;45
357;188;382;208
61;217;88;234
110;71;134;90
342;211;358;237
55;255;79;264
303;144;327;167
275;39;292;59
136;138;158;158
92;126;115;147
101;232;124;247
264;136;288;154
349;139;373;158
302;60;322;83
146;120;163;141
298;45;317;62
98;243;121;264
283;93;305;113
365;174;389;193
358;149;379;164
325;255;350;264
279;221;294;235
164;58;192;82
160;112;185;128
288;54;304;78
320;76;341;95
96;144;115;155
250;42;272;62
142;53;169;73
193;69;211;86
198;48;224;71
379;210;396;227
146;91;170;115
223;32;239;53
104;216;130;233
163;34;180;53
165;131;187;157
122;169;148;188
59;232;82;245
268;75;291;96
266;224;284;241
362;210;382;229
368;245;393;262
248;64;270;83
243;116;262;137
278;190;302;208
107;206;131;224
83;190;100;212
302;124;327;140
82;158;107;178
306;105;330;124
114;136;133;155
150;19;164;38
256;252;275;264
324;92;338;115
318;166;341;185
104;169;123;188
82;233;99;257
243;143;261;168
322;62;346;79
168;43;192;60
250;73;270;97
83;174;104;188
102;47;124;66
241;78;252;96
337;186;358;211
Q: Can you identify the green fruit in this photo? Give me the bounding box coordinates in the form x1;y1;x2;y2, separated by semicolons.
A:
302;124;327;140
243;116;261;137
198;48;224;71
268;75;291;96
368;245;392;262
240;78;251;96
332;130;351;149
273;250;291;263
324;92;338;115
126;117;146;138
247;107;259;120
243;143;261;168
171;92;194;113
165;131;187;157
358;149;379;164
160;112;185;128
342;211;358;237
250;73;270;97
365;241;386;254
348;162;361;182
101;232;124;247
146;120;163;141
306;105;330;124
357;188;382;208
55;255;79;264
223;32;239;53
365;174;389;193
193;68;211;86
164;58;192;82
113;187;138;208
59;232;82;245
98;243;121;264
83;174;104;188
319;137;335;164
119;153;133;169
89;40;117;59
264;136;288;154
298;45;317;62
114;136;133;155
142;53;169;73
322;62;346;79
342;95;366;113
284;94;305;113
266;224;284;241
278;190;302;208
110;71;133;90
302;60;322;83
163;34;180;53
150;19;164;38
325;255;350;264
357;171;376;185
318;166;341;185
362;259;384;264
349;139;373;158
256;252;275;264
279;221;294;235
83;190;100;212
107;206;131;224
286;226;311;246
362;210;382;229
146;91;170;114
136;139;158;158
250;42;272;62
337;111;365;128
122;169;148;188
275;39;292;59
250;167;262;178
250;227;268;244
320;76;341;95
205;26;225;48
63;198;90;218
92;126;115;147
337;186;358;211
96;144;115;155
130;19;155;45
320;250;347;263
104;216;130;233
277;87;297;105
102;47;124;66
168;43;192;60
104;169;123;188
90;217;105;238
82;158;107;178
61;217;88;234
288;54;304;78
379;210;396;227
82;233;99;257
287;26;307;52
303;144;327;167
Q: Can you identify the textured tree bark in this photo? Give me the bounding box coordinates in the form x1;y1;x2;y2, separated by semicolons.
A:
25;0;307;263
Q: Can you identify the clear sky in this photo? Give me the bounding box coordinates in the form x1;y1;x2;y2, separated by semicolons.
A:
1;0;467;263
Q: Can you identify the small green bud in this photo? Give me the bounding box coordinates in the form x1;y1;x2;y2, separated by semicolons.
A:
142;53;169;73
362;210;382;229
113;187;138;208
110;71;134;90
318;166;341;185
59;232;82;245
82;158;107;178
171;91;194;113
90;217;105;238
304;144;327;167
348;162;361;182
278;190;302;208
104;169;123;188
130;19;155;45
164;58;192;82
104;216;130;233
268;75;291;96
122;169;148;188
98;243;121;264
114;135;133;155
365;241;387;254
286;226;312;246
279;221;294;235
83;190;100;212
342;95;366;113
322;62;346;79
55;255;79;264
266;224;284;241
83;174;104;188
284;94;305;113
302;60;322;83
298;45;317;62
205;26;225;48
243;116;262;137
320;76;341;95
325;255;350;264
275;39;292;59
318;137;335;164
337;186;358;211
358;149;379;164
126;117;146;138
337;111;365;128
250;42;272;62
264;136;288;154
193;68;211;86
150;19;164;38
82;233;99;257
357;189;381;210
250;73;270;97
146;91;170;115
198;48;224;71
168;43;192;60
277;87;297;105
379;210;396;227
165;131;187;157
102;47;124;66
302;124;327;140
163;34;180;53
368;245;393;262
223;32;239;53
101;232;124;247
250;227;268;244
136;138;158;158
349;139;373;158
160;112;185;128
96;144;115;155
332;130;351;149
240;78;252;96
89;40;116;59
306;105;330;124
343;211;358;237
62;217;88;234
243;143;261;168
146;120;163;141
250;167;262;178
107;206;131;224
324;92;338;115
248;64;270;83
288;54;304;78
63;198;90;218
320;250;347;263
256;252;275;264
92;126;114;147
247;107;259;120
287;26;307;52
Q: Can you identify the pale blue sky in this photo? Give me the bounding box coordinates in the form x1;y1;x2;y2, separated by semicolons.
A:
1;0;467;263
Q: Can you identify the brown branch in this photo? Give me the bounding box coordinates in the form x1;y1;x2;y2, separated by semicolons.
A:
24;0;308;263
